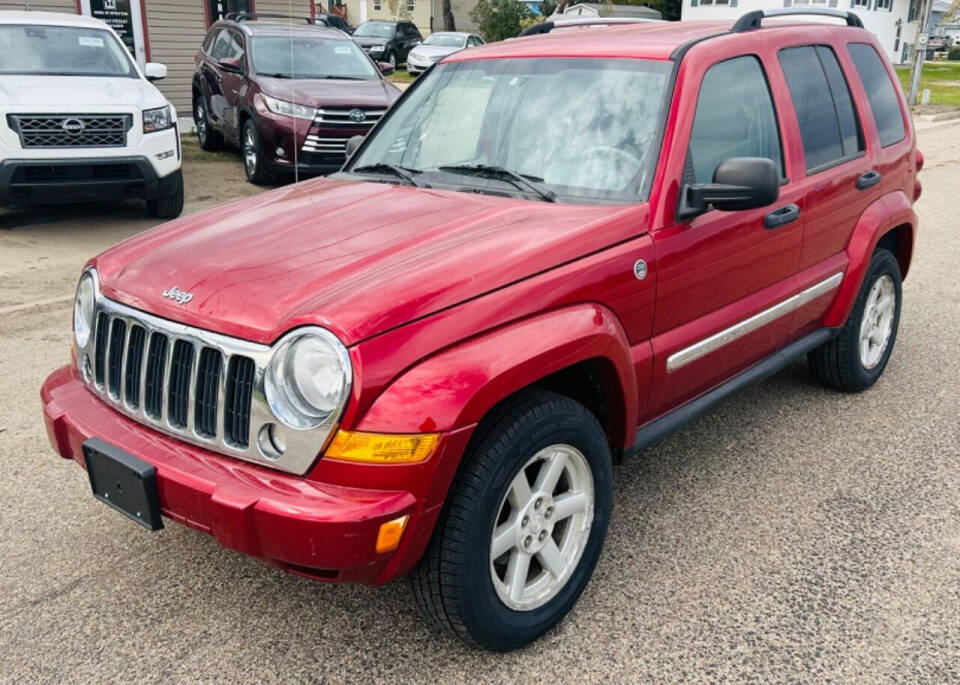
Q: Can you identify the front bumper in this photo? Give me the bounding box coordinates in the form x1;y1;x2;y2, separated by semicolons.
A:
0;156;181;206
41;365;463;583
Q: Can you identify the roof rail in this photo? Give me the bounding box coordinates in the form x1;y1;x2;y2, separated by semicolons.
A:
732;8;864;32
225;12;315;24
519;17;662;37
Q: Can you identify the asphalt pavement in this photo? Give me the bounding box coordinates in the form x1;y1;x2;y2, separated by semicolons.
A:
1;124;958;683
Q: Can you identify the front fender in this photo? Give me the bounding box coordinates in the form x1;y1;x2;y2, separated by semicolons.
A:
356;303;638;449
824;191;916;328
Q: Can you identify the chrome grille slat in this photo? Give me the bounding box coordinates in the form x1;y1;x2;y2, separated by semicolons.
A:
215;353;229;443
312;107;384;127
8;114;131;148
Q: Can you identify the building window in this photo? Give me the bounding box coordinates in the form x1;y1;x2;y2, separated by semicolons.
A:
373;0;382;9
407;0;415;9
876;0;891;9
907;0;918;20
854;0;869;6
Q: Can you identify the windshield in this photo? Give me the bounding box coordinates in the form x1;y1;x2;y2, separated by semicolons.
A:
354;22;395;38
349;57;672;203
424;34;466;48
0;24;136;77
252;36;377;79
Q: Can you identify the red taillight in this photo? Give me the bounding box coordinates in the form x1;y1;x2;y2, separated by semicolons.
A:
916;149;925;172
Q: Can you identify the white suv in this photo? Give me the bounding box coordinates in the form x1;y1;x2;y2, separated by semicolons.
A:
0;11;183;218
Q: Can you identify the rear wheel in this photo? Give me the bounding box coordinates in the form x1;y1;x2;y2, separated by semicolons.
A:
808;248;902;392
241;119;277;186
194;96;222;151
410;390;613;651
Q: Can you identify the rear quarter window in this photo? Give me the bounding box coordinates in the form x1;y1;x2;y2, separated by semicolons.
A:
847;43;906;147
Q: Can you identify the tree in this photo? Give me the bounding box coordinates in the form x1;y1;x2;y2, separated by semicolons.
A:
470;0;533;41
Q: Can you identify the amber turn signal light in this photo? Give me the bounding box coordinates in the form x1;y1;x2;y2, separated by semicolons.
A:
324;430;439;464
376;515;409;554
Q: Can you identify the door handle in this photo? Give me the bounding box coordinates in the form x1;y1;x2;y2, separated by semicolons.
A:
856;169;882;190
764;203;800;229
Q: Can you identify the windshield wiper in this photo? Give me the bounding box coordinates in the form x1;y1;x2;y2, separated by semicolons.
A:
352;163;426;188
437;164;556;202
317;75;367;80
259;72;293;79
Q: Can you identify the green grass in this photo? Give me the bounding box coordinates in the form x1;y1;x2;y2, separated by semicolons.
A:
387;69;416;85
896;61;960;108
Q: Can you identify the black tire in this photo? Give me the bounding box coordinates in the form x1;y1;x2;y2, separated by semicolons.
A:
410;389;613;651
146;171;184;219
808;248;902;392
194;95;222;152
241;119;277;186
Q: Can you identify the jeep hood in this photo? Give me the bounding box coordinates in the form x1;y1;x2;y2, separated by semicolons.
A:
93;178;639;346
0;75;168;110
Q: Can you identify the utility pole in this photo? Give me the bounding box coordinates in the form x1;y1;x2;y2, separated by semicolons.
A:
908;0;936;106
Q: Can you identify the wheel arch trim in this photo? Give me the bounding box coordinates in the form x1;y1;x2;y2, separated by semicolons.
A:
354;303;639;449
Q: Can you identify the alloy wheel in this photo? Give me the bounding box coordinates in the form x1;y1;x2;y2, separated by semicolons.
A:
858;273;896;369
243;127;257;177
489;444;595;611
195;102;207;144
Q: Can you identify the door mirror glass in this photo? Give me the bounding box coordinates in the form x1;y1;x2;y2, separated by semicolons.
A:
679;157;779;220
345;134;365;159
144;62;167;81
218;56;244;73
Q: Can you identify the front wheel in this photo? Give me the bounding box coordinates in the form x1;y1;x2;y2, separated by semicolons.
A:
808;248;902;392
410;390;613;651
146;171;184;219
241;119;277;186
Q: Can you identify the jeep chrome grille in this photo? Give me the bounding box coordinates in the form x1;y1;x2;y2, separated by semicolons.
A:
76;278;338;475
7;114;131;148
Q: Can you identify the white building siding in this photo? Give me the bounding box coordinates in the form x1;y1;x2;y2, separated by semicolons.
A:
681;0;919;64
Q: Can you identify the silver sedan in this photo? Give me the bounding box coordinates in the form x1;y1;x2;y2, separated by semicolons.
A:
406;31;484;75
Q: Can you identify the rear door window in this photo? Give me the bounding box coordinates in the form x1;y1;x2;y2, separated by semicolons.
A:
847;43;906;147
778;45;863;172
687;55;784;185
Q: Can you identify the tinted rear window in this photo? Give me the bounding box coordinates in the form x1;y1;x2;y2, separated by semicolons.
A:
779;45;862;172
847;43;906;147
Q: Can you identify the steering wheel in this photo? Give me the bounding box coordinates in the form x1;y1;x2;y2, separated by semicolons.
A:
578;146;644;172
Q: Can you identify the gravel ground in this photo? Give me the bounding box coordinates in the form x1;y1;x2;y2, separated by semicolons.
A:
1;124;958;684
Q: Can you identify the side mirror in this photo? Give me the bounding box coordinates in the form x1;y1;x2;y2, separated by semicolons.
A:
144;62;167;81
345;134;365;159
377;61;395;75
217;56;244;73
678;157;779;221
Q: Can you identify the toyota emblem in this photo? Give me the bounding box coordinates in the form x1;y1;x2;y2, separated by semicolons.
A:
348;109;366;123
61;118;85;134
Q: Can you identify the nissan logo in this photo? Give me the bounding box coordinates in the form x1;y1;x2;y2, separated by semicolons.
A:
348;109;366;123
61;118;85;134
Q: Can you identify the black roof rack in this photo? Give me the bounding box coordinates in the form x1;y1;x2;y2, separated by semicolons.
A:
519;17;662;37
732;8;864;32
225;12;315;24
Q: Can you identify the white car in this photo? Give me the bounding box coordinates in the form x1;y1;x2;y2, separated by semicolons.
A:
406;32;484;75
0;11;183;218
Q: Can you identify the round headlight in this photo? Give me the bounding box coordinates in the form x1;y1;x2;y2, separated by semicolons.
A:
74;271;96;348
265;329;351;430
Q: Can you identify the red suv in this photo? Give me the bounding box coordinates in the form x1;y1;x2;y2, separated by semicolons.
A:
192;14;400;184
43;9;920;651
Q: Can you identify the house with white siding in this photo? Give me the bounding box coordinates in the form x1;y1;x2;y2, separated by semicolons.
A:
681;0;923;64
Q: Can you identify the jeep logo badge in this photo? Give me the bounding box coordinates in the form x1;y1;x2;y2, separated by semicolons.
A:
348;109;366;123
61;118;85;134
161;286;194;305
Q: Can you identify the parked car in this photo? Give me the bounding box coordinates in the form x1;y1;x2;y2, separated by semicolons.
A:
352;19;422;69
0;11;182;217
315;12;352;34
44;9;920;652
406;31;483;75
192;15;400;184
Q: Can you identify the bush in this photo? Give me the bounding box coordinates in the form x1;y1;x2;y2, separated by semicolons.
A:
470;0;533;42
948;46;960;61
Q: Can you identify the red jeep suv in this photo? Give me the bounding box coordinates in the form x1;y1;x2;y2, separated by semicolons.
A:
43;9;920;651
192;14;400;184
